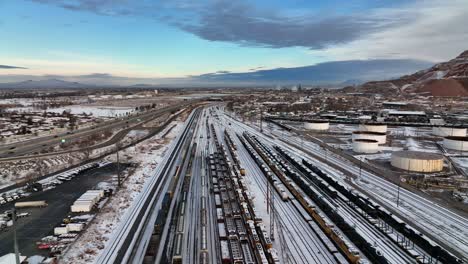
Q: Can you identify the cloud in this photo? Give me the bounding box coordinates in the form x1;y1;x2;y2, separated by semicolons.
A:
31;0;138;16
192;59;433;84
0;65;27;69
172;1;414;49
312;0;468;62
30;0;414;49
26;0;468;63
0;59;434;87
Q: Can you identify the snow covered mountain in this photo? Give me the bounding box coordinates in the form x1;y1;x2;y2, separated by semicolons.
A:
0;79;90;89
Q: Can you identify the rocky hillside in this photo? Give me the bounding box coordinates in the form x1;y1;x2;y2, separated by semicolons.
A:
349;50;468;96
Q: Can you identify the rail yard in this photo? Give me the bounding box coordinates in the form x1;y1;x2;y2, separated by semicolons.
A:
2;101;467;264
72;103;465;264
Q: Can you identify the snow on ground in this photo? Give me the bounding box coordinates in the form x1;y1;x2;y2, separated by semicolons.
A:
405;138;440;153
60;120;183;263
0;153;86;189
355;152;392;160
231;114;468;260
452;157;468;175
44;106;135;117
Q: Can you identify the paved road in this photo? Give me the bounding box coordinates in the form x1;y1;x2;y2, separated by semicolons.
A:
0;164;121;257
0;101;193;158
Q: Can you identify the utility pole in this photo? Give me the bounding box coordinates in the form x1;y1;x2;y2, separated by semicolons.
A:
270;177;275;241
359;157;362;181
12;209;20;264
116;146;121;188
259;110;263;133
396;176;401;207
266;174;270;214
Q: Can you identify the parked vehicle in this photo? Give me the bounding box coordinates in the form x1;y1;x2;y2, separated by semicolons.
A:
15;200;48;208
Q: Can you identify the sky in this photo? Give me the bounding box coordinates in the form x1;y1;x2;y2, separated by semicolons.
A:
0;0;467;85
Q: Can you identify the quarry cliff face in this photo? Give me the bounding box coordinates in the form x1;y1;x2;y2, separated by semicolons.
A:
355;50;468;96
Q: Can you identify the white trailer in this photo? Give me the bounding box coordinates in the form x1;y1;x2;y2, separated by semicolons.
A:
71;203;93;213
14;200;48;208
54;226;69;235
67;223;84;232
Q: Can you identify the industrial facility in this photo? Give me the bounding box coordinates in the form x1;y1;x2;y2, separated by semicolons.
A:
352;131;387;144
443;136;468;151
391;151;444;173
358;124;388;133
304;120;330;131
352;139;380;153
433;126;467;137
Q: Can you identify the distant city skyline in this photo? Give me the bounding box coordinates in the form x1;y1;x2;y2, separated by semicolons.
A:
1;0;467;84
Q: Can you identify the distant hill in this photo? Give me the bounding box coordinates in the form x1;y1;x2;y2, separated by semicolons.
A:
349;50;468;96
0;79;90;89
193;59;433;85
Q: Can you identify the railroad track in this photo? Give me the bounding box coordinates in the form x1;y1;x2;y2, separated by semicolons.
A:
226;113;468;262
95;108;200;264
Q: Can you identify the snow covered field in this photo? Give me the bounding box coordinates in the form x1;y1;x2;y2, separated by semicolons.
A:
61;120;183;263
47;106;135;117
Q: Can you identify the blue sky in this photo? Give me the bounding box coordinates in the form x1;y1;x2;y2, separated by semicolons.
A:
0;0;467;83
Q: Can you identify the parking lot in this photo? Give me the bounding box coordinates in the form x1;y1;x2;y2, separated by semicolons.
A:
0;163;119;257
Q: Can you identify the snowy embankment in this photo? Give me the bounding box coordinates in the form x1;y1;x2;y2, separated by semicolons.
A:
0;154;86;190
61;120;183;263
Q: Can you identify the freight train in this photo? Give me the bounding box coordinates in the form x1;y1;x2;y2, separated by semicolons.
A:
276;146;462;264
242;133;365;264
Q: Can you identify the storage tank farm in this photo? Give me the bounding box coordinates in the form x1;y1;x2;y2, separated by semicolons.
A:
433;126;466;137
352;139;379;153
358;124;388;133
443;136;468;151
391;151;444;173
303;120;329;131
352;131;387;144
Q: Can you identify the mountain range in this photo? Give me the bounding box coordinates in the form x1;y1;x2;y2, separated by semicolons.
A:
349;50;468;96
0;59;434;88
192;59;433;85
0;78;90;89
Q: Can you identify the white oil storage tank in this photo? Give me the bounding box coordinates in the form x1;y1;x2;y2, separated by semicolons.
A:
391;151;444;172
358;124;387;133
352;139;379;153
304;120;329;131
432;127;466;137
443;136;468;151
352;131;386;144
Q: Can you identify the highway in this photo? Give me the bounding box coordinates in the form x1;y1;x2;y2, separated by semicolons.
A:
0;101;194;158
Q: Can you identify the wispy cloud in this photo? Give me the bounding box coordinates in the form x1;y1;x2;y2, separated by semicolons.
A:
0;65;27;69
